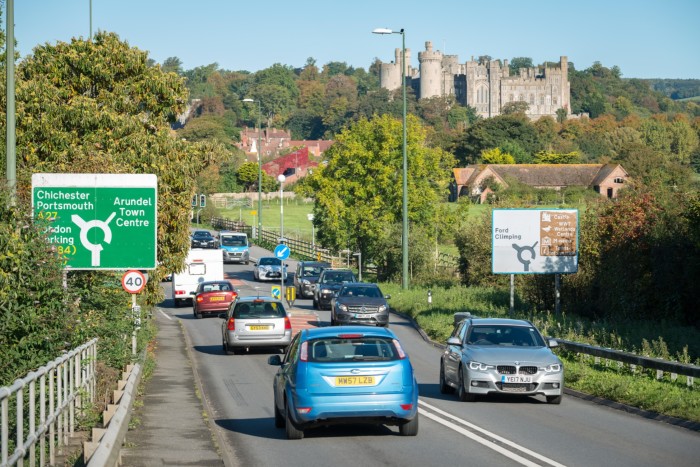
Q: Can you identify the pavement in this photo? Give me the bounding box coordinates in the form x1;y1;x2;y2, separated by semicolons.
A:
119;298;319;466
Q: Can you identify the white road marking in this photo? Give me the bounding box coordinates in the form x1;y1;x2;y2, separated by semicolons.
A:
419;399;566;467
159;309;172;320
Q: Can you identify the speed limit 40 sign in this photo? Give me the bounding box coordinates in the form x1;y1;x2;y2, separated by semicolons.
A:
122;270;146;294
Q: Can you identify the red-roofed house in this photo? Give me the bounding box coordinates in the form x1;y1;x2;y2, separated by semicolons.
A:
261;147;319;184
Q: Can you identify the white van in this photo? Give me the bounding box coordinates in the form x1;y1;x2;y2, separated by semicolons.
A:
219;231;250;265
171;248;225;307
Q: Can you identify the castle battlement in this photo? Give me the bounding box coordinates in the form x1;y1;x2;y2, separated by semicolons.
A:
377;41;570;120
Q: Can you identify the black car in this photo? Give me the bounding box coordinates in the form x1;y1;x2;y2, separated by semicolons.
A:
191;230;218;249
294;261;331;299
312;268;356;310
330;282;391;327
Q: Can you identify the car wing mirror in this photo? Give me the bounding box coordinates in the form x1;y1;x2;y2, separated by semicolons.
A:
447;337;462;346
267;355;283;366
548;338;559;348
384;294;391;299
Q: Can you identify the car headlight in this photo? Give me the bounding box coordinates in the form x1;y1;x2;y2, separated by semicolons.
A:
542;363;562;373
468;361;495;371
321;288;331;294
338;303;348;312
378;305;387;313
301;279;310;285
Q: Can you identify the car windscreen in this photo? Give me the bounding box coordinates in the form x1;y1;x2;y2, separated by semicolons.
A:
234;301;285;319
307;337;398;362
221;236;246;246
302;266;323;276
467;325;545;347
340;286;382;298
323;272;354;284
258;257;281;266
193;231;212;238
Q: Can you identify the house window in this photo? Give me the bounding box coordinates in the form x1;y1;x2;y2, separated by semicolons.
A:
553;97;558;105
540;95;545;105
529;94;535;105
614;177;624;184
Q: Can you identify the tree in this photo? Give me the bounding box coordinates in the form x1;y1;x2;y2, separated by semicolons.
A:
533;151;580;164
481;147;515;164
509;57;533;76
162;56;184;75
298;114;456;280
501;101;530;116
12;31;219;302
453;114;543;165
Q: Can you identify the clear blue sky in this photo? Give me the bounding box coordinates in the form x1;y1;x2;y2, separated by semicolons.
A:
10;0;700;79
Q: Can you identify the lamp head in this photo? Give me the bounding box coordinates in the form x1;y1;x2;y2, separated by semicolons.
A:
277;174;286;183
242;98;254;103
372;28;393;34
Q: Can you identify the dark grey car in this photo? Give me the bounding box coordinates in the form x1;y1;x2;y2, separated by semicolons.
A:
294;261;330;298
313;269;356;310
330;282;391;327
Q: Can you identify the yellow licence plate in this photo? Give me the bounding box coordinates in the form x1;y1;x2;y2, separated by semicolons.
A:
335;376;376;386
249;325;271;331
209;296;225;301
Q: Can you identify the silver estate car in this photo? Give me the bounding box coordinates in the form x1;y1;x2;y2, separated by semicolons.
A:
220;296;292;354
440;316;564;404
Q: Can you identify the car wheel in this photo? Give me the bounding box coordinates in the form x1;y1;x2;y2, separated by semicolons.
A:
546;394;563;405
274;403;285;428
399;416;419;436
439;363;455;394
223;341;234;355
313;298;319;310
457;366;476;402
194;308;201;319
285;402;304;440
173;299;180;308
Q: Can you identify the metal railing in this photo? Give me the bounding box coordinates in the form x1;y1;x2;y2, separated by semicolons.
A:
210;217;462;273
555;338;698;387
1;339;97;467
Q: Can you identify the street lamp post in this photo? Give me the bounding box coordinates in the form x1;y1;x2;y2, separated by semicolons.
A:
242;98;263;242
373;27;409;289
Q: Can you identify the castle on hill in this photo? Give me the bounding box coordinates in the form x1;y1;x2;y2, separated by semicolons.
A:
377;41;571;121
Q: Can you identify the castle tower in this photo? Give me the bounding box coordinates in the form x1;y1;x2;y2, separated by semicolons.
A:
560;56;570;115
418;41;442;99
379;47;412;92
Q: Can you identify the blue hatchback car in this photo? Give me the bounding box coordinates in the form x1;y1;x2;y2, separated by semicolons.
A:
268;326;419;439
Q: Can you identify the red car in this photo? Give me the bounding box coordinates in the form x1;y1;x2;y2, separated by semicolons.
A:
192;280;238;319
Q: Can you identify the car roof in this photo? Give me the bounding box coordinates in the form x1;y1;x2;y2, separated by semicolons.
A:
193;230;212;235
236;295;283;304
340;282;379;288
199;280;232;285
469;318;534;327
320;268;353;274
299;325;396;340
300;261;330;267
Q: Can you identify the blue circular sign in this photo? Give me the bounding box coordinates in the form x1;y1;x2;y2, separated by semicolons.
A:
274;244;290;260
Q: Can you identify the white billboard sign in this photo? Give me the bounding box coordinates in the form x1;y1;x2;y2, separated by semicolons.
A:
492;209;579;274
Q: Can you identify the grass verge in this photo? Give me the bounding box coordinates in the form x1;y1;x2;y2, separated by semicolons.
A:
380;282;700;423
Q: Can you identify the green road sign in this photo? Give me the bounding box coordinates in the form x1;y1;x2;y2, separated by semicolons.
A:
32;173;158;270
